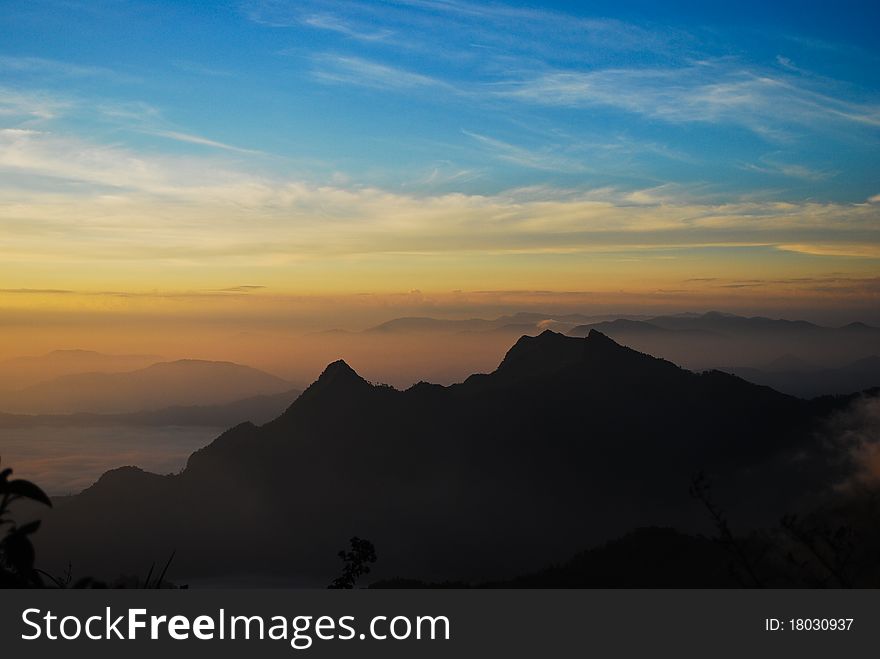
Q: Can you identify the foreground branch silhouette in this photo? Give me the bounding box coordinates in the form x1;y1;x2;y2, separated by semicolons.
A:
328;537;377;589
689;470;766;588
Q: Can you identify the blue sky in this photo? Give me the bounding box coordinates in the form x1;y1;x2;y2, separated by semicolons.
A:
0;0;879;330
3;0;878;199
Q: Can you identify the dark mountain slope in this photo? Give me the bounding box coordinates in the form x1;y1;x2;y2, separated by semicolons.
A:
35;331;854;584
372;527;738;588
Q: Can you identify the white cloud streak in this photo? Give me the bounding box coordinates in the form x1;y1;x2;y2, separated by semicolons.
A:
0;127;878;263
497;63;880;137
0;87;72;121
301;13;393;41
463;130;591;172
145;129;264;155
0;56;133;81
310;54;450;90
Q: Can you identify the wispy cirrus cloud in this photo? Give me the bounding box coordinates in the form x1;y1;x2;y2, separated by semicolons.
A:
1;125;878;266
96;100;162;122
309;54;451;91
742;155;833;181
144;129;264;155
496;63;880;138
235;0;880;208
171;60;237;78
463;130;591;173
244;0;673;58
0;85;262;160
0;55;135;81
777;244;880;258
301;13;393;42
212;285;267;292
0;288;75;294
390;0;677;58
245;1;397;42
249;1;880;150
0;86;72;121
0;127;247;194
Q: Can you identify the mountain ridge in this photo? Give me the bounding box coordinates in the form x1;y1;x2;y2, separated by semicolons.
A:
2;359;293;414
34;331;861;583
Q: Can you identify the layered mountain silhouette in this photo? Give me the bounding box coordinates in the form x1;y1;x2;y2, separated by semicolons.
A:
2;359;293;414
569;311;880;340
362;312;614;336
0;388;302;428
0;349;161;393
33;331;862;584
268;311;880;391
568;312;880;383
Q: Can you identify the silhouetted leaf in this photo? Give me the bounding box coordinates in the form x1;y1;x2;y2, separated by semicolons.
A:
5;480;52;507
17;520;41;535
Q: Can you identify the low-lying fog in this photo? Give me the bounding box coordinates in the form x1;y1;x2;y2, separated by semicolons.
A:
2;425;224;495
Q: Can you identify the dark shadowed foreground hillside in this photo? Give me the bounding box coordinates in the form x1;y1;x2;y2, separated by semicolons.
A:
32;331;865;584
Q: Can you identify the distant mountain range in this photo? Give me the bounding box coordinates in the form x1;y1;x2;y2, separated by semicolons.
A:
342;310;880;380
0;388;302;428
361;311;880;344
1;359;294;414
0;349;161;392
312;311;880;394
566;311;880;381
345;312;639;336
34;330;863;584
569;311;879;337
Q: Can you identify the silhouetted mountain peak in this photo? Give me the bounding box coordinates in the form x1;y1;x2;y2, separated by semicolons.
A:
495;330;629;380
80;466;167;498
497;330;577;375
296;359;372;401
491;328;684;385
843;321;875;330
318;359;361;382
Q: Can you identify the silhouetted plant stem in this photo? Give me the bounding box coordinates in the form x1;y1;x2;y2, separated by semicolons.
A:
155;550;176;589
690;471;764;588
